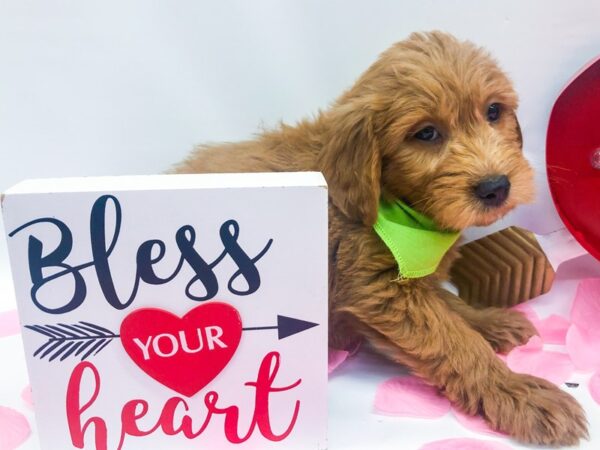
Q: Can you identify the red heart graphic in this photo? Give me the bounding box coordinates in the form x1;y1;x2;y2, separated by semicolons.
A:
120;302;242;397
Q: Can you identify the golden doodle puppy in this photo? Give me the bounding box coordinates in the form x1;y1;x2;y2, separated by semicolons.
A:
175;32;588;445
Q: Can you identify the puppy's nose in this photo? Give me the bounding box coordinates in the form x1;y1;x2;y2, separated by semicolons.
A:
474;175;511;207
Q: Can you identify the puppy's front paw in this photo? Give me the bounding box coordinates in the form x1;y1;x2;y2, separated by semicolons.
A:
477;308;537;353
482;373;588;446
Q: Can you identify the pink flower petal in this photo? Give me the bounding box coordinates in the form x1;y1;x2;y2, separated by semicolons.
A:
535;314;570;345
452;407;507;437
374;376;451;418
511;303;539;323
511;305;570;345
518;335;543;351
566;324;600;372
20;386;33;410
328;349;349;374
420;438;514;450
0;310;20;338
0;406;30;450
507;337;574;385
566;279;600;372
590;372;600;406
570;279;600;331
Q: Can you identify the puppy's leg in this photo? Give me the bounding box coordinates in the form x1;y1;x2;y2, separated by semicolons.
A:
346;287;586;445
437;289;537;353
335;238;587;445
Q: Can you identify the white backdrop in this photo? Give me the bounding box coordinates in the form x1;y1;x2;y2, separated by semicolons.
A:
2;0;600;228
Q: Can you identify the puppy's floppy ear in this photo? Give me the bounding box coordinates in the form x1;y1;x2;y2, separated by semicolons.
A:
514;114;523;148
318;98;382;226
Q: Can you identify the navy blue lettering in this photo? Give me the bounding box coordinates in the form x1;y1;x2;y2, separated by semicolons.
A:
9;195;273;313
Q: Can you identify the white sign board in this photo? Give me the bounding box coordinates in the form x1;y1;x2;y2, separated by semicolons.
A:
2;172;328;450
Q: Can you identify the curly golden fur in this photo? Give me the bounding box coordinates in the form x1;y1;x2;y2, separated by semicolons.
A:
174;31;588;446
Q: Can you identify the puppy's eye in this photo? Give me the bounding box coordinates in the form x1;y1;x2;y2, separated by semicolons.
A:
487;103;502;122
414;126;440;142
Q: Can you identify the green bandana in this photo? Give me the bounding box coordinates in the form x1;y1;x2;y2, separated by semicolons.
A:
373;199;460;278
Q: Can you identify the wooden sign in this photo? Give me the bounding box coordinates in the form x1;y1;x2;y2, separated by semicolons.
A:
2;172;328;450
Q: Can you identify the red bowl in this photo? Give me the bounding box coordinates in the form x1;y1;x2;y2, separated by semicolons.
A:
547;56;600;261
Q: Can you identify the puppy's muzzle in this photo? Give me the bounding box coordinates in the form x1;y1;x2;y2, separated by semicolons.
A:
474;175;511;207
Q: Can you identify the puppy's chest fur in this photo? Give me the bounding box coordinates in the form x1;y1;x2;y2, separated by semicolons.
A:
328;201;461;307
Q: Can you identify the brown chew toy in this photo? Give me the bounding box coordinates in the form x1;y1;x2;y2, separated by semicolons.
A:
450;226;555;308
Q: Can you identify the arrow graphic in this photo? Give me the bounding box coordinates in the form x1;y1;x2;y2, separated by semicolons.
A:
25;315;319;362
243;315;319;340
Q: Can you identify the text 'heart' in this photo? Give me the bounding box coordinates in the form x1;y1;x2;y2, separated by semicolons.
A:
120;303;242;397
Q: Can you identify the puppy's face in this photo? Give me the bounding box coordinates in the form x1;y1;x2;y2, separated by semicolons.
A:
378;34;534;230
322;32;535;230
